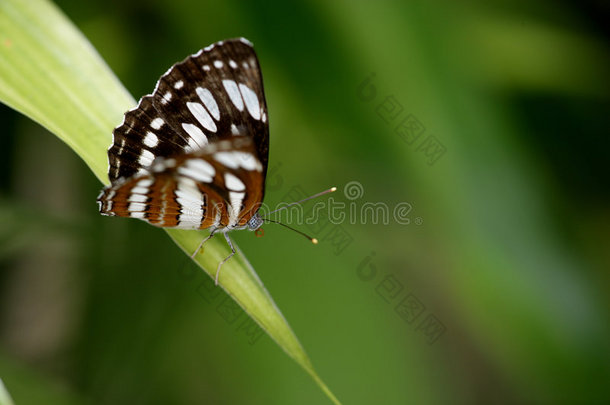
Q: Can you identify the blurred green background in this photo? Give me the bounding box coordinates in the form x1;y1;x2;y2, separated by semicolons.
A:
1;0;609;404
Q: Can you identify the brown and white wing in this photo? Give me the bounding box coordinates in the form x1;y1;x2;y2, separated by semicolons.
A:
98;137;264;230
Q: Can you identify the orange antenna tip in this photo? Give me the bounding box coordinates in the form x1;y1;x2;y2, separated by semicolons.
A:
312;238;319;245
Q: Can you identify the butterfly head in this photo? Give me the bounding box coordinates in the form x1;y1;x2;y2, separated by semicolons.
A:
247;212;264;231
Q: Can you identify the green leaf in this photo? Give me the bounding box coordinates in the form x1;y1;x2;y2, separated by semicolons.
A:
0;0;340;403
0;379;14;405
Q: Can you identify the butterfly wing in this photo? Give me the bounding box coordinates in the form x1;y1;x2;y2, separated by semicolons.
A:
99;136;264;230
108;38;269;194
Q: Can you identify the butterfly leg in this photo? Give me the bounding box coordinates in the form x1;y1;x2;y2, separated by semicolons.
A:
191;228;217;259
215;233;236;285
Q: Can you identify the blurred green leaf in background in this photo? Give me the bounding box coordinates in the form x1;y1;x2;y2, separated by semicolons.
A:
1;0;609;404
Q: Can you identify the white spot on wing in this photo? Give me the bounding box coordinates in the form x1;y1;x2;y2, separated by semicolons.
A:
174;80;184;89
228;191;246;226
236;152;262;171
151;118;164;129
185;139;198;153
229;60;238;69
222;80;244;111
128;194;147;203
239;83;261;120
137;179;154;188
213;152;239;169
161;91;172;104
225;172;245;191
186;102;217;133
181;123;208;149
175;178;204;229
202;65;210;72
177;159;216;183
196;87;220;120
131;179;152;196
214;60;223;68
132;186;149;194
128;202;147;212
230;124;239;135
144;131;159;148
213;151;262;171
138;149;155;166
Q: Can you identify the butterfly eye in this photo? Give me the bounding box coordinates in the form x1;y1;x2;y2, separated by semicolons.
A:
255;228;265;238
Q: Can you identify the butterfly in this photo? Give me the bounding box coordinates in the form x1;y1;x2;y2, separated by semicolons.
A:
97;38;334;284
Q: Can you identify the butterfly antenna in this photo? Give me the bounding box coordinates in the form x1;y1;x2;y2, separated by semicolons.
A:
263;219;319;244
262;186;336;217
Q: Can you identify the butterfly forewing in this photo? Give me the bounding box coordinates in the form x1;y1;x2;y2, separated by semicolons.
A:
98;136;264;230
107;38;269;189
108;96;193;180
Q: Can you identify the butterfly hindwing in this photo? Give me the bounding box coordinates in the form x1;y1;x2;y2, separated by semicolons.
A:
98;137;264;230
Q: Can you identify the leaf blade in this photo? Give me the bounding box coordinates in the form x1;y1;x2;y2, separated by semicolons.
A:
0;378;15;405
